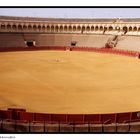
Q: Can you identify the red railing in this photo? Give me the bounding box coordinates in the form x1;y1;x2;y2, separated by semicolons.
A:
0;108;140;125
0;46;139;58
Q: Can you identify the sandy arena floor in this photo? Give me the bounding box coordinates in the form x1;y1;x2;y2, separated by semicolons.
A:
0;50;140;114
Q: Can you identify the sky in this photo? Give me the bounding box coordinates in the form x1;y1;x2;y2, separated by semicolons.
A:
0;8;140;19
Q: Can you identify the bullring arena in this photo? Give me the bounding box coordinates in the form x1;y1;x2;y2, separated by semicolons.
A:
1;16;140;133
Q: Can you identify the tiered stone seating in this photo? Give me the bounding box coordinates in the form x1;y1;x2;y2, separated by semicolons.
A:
59;124;74;132
117;36;140;52
74;124;89;132
15;120;29;132
2;120;16;132
30;121;44;132
116;123;129;132
103;123;116;132
45;123;59;132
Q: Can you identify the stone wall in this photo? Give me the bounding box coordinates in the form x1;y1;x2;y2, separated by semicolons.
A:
0;33;112;48
1;119;140;133
116;36;140;52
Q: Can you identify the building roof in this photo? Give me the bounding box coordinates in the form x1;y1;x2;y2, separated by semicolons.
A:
0;16;140;23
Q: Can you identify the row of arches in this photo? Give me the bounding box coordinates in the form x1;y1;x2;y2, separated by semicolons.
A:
0;24;112;31
122;26;140;32
1;23;140;32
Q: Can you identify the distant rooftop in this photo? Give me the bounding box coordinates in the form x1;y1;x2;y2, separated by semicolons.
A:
0;15;140;23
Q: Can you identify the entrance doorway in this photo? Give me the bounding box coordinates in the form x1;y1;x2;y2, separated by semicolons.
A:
71;41;77;46
25;40;36;47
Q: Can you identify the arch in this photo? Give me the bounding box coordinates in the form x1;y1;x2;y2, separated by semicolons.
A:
7;24;11;30
23;25;27;30
18;25;22;30
133;26;137;31
55;25;59;31
129;26;133;31
77;26;81;31
123;26;128;32
138;27;140;31
99;26;103;31
51;25;54;31
103;26;107;34
12;24;17;30
42;25;45;30
115;26;120;31
38;25;42;30
91;26;94;31
86;26;90;31
69;25;72;31
64;25;67;31
60;25;63;31
33;25;37;30
73;26;76;31
82;26;85;31
46;25;50;31
108;26;113;31
1;24;6;29
28;25;32;30
95;26;98;31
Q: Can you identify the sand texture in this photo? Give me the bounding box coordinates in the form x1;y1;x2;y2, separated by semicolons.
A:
0;51;140;114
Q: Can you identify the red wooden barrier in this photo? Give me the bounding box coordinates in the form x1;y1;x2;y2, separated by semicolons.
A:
8;108;26;120
34;113;51;122
101;114;116;124
0;110;12;120
18;112;34;121
0;46;139;58
131;112;140;121
1;109;140;125
68;114;84;124
117;112;131;123
51;114;67;123
84;114;101;124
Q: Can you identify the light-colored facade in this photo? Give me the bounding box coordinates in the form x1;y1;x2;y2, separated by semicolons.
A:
1;16;140;51
0;16;140;35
